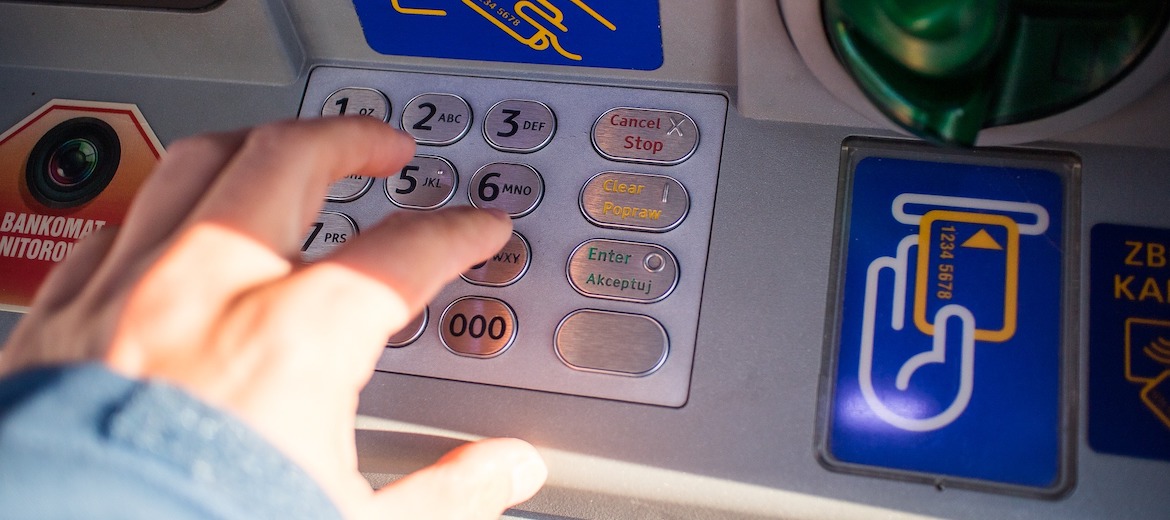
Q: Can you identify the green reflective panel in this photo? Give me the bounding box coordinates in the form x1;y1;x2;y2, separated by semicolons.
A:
824;0;1170;145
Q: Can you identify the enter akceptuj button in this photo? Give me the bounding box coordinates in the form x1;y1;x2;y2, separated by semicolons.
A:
567;239;679;303
592;107;699;165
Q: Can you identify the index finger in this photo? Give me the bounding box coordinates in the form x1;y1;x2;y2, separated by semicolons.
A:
188;117;415;256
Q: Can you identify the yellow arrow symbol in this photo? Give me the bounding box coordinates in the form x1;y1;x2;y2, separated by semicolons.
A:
961;228;1003;250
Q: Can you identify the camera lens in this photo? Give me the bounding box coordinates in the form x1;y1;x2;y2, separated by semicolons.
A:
47;138;100;187
26;117;121;209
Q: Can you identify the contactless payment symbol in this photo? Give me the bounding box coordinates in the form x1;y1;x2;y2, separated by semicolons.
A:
1089;224;1170;461
822;143;1072;495
351;1;663;70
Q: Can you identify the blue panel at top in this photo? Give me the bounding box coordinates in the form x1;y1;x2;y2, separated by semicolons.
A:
1089;224;1170;461
351;1;663;70
828;156;1065;489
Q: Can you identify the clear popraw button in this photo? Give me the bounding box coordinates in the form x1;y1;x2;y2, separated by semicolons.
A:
385;155;458;210
301;211;357;263
440;297;517;358
555;309;668;376
468;162;543;218
567;239;679;303
580;171;689;232
592;107;698;165
322;88;390;122
483;99;556;153
402;93;472;146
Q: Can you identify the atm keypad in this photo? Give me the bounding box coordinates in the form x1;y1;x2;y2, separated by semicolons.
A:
299;68;726;407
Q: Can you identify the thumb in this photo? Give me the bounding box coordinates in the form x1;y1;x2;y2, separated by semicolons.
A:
358;438;546;520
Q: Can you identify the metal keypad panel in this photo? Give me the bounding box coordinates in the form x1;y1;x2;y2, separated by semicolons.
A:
299;67;727;407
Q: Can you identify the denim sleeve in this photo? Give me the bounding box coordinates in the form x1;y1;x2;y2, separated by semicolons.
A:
0;363;343;520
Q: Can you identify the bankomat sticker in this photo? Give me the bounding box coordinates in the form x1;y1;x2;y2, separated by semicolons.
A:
1089;224;1170;461
0;100;162;311
350;1;663;70
820;141;1075;495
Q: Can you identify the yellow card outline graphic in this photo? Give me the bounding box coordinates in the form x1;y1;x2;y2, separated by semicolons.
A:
1139;369;1170;429
914;210;1020;342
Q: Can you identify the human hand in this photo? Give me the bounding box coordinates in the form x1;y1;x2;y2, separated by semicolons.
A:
0;117;547;519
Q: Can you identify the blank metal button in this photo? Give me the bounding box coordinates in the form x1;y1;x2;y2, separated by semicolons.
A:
402;93;472;146
440;297;517;358
322;88;390;122
461;231;531;287
483;100;556;153
592;107;698;165
580;171;689;232
301;211;357;263
387;307;428;348
555;310;668;376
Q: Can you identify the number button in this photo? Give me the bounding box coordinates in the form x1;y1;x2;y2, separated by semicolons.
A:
402;93;472;146
461;231;531;287
301;211;357;263
385;155;458;210
327;174;373;202
387;307;428;348
440;297;517;358
468;162;543;218
483;100;556;153
321;88;390;122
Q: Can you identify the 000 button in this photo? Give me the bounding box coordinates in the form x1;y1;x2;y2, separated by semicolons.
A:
440;297;517;358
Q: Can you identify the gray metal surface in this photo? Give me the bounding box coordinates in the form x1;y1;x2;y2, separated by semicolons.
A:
1;0;1168;518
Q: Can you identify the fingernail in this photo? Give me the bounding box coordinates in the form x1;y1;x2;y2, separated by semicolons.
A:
508;446;548;504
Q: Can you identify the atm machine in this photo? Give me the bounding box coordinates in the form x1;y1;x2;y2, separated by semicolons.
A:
1;1;1169;518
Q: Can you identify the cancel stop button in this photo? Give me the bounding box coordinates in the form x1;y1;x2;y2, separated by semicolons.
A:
592;107;699;165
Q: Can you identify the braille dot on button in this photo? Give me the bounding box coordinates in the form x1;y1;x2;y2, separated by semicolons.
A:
644;253;665;272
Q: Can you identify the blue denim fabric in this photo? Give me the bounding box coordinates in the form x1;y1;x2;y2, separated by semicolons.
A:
0;363;342;519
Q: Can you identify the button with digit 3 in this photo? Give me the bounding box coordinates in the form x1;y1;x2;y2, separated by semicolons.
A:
385;155;458;210
322;88;390;122
301;211;357;263
483;100;556;153
440;297;517;358
402;93;472;146
468;162;543;217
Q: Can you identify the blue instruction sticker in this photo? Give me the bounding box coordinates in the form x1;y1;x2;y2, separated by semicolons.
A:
1089;224;1170;462
824;153;1068;492
351;1;663;70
